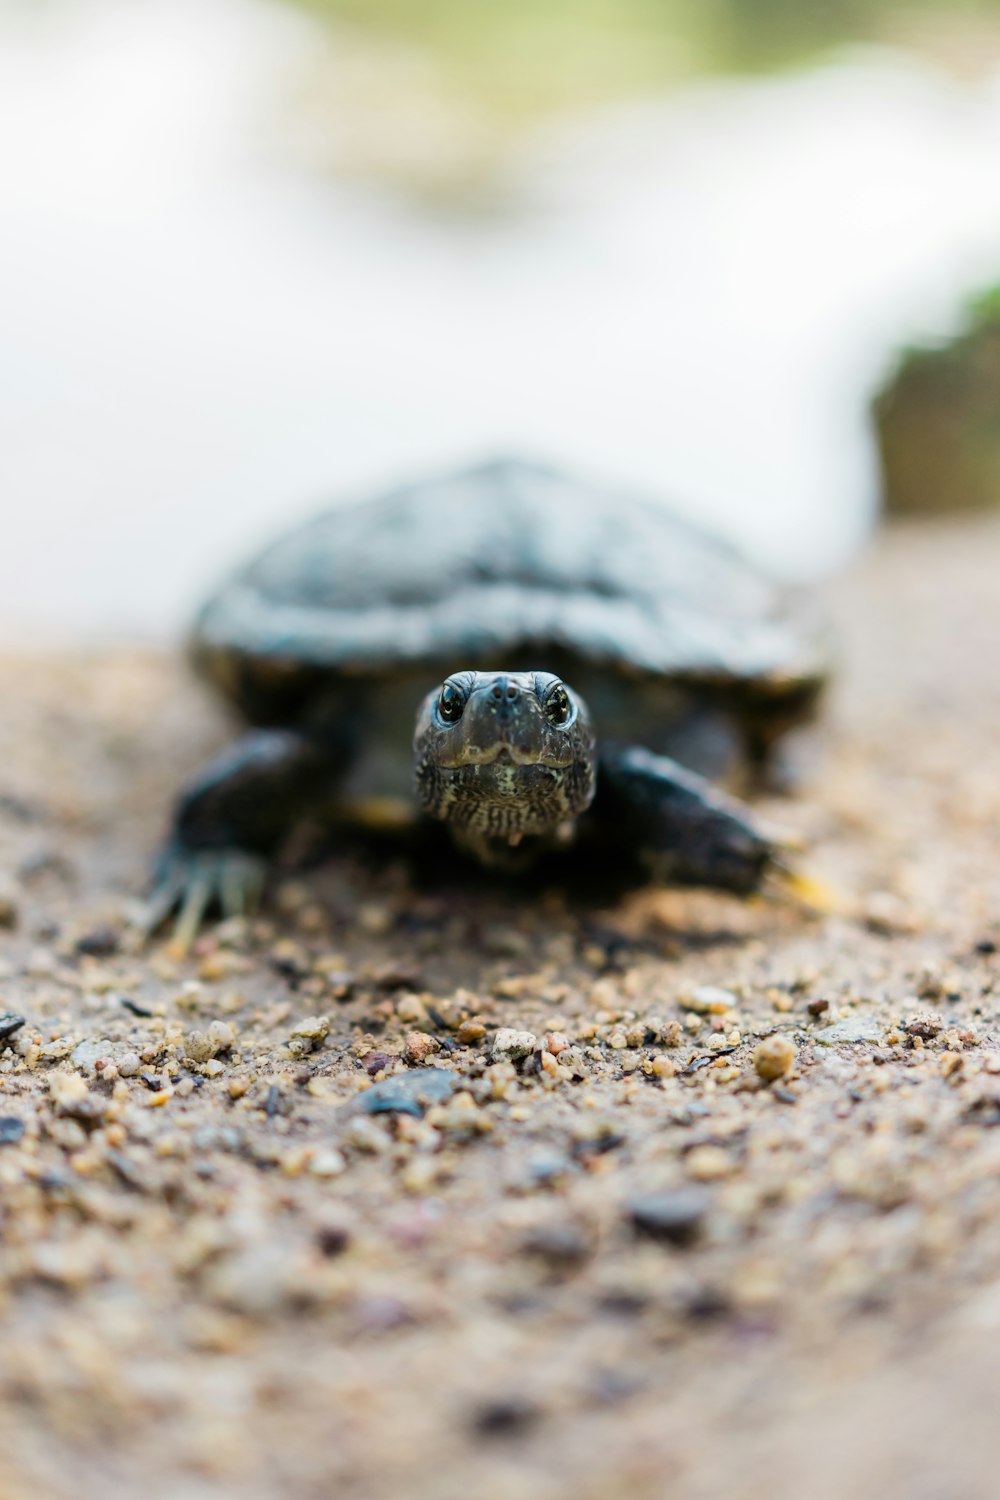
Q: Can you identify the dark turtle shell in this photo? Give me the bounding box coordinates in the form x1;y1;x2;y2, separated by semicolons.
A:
193;459;830;732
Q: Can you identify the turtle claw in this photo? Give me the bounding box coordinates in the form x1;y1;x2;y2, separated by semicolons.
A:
765;859;854;918
140;846;268;953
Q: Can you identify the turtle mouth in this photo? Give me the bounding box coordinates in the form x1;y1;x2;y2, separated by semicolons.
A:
434;741;576;771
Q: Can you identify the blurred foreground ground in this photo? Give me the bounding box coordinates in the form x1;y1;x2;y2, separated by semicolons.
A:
2;516;1000;1498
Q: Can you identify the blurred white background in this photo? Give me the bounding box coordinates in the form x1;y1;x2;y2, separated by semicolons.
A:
4;0;1000;642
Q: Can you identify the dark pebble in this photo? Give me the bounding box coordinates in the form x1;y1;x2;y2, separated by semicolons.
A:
471;1396;542;1438
571;1130;625;1159
519;1221;591;1268
0;1013;26;1043
75;925;120;957
316;1222;352;1258
627;1188;711;1248
351;1067;458;1118
904;1014;943;1041
369;962;423;991
270;953;310;983
597;1287;653;1317
963;1094;1000;1126
363;1051;398;1077
120;997;154;1018
680;1048;738;1076
0;1117;26;1146
684;1285;732;1322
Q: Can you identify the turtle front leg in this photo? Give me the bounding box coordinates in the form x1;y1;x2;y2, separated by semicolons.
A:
594;744;776;894
145;730;345;948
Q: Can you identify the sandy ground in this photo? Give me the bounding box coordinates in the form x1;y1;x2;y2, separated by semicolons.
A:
2;516;1000;1500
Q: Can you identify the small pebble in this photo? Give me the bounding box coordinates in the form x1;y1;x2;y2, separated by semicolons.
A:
491;1028;537;1063
628;1188;711;1248
184;1030;216;1065
0;1117;26;1146
904;1011;944;1041
814;1015;883;1046
523;1149;573;1187
519;1221;591;1268
287;1015;331;1059
685;1145;732;1181
753;1034;797;1082
426;1091;492;1136
471;1396;542;1438
71;1038;142;1074
395;994;428;1024
0;881;19;930
309;1149;347;1178
74;925;120;956
346;1117;392;1154
404;1030;440;1065
679;986;736;1016
363;1050;398;1077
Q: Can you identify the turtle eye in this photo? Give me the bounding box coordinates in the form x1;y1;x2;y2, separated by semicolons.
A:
437;681;467;724
543;684;572;725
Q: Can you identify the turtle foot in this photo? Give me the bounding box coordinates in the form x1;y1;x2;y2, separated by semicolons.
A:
140;845;268;954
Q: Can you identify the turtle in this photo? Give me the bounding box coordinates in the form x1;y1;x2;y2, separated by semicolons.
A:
148;458;830;945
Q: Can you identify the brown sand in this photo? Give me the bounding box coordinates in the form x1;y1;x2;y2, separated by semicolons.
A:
2;516;1000;1500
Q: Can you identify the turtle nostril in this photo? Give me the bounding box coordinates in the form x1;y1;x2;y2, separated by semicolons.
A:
491;684;503;701
506;686;518;701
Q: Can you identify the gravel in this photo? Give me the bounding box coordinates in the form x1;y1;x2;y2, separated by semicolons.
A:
3;517;1000;1499
627;1188;712;1247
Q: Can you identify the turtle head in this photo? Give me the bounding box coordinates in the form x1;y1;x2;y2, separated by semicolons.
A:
413;670;596;855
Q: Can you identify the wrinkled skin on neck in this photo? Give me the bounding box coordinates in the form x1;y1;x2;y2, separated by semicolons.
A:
413;670;596;866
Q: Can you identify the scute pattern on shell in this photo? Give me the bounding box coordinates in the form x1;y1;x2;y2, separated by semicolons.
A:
194;459;828;688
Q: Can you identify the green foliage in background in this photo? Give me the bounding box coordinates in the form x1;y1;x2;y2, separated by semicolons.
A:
292;0;1000;116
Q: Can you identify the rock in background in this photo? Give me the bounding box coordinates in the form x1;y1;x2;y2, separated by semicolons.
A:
875;287;1000;515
